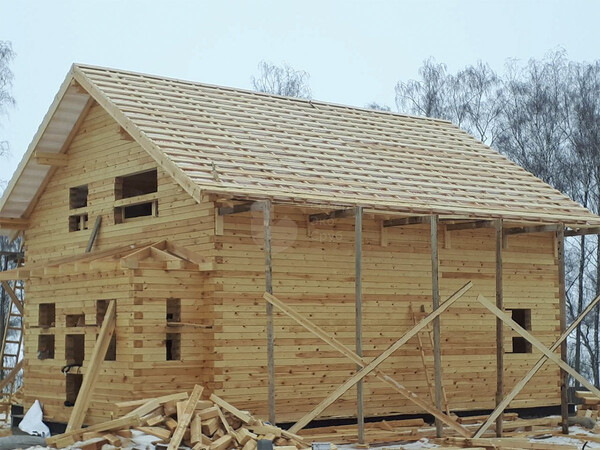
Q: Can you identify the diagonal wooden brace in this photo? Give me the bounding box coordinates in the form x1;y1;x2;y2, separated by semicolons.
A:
477;294;600;398
266;281;473;436
474;292;600;438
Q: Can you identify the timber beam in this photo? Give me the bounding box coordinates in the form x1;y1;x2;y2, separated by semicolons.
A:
308;208;355;223
218;201;265;216
33;151;68;166
0;218;29;230
445;220;495;231
565;226;600;237
503;224;559;236
383;215;431;228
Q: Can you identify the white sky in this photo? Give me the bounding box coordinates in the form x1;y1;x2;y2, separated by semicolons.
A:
0;0;599;183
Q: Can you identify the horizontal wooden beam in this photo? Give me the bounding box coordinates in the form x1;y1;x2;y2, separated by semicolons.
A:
445;220;495;231
308;208;355;223
383;216;431;228
0;218;29;229
33;151;68;166
565;227;600;237
218;201;264;216
503;224;560;236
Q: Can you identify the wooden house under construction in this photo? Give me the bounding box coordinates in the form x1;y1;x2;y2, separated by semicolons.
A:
0;64;599;436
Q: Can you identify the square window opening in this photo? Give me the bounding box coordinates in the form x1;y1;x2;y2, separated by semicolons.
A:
69;213;88;232
39;303;55;327
115;169;157;200
166;298;181;323
66;314;85;327
38;335;55;360
69;185;88;209
65;373;83;406
166;333;181;361
65;334;85;365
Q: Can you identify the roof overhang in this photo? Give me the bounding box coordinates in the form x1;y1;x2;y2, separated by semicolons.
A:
0;67;91;225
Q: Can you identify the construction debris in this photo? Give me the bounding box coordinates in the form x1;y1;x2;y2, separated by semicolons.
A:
45;385;311;449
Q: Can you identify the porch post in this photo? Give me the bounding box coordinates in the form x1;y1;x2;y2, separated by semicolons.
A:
431;215;443;438
495;219;504;437
558;225;569;434
355;206;365;443
264;200;275;424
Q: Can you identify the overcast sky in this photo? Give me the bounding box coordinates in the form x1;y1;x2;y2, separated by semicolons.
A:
0;0;599;183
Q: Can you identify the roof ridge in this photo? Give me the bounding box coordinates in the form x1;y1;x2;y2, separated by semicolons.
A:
72;63;454;126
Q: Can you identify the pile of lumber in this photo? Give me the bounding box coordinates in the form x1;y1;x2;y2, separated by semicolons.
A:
46;385;310;449
576;390;600;419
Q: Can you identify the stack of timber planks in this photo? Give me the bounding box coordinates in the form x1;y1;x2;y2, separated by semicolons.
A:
46;385;310;449
576;390;600;420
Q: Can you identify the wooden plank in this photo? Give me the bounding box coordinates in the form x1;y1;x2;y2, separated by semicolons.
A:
218;202;262;215
431;214;442;438
503;225;559;236
308;208;355;223
1;281;23;316
557;226;568;434
85;216;102;253
383;215;430;228
286;280;472;434
354;206;364;444
167;384;204;450
209;393;253;424
65;300;116;431
264;199;275;424
495;219;503;437
565;226;600;236
47;415;141;446
0;218;29;229
445;220;495;231
0;360;23;391
33;151;68;166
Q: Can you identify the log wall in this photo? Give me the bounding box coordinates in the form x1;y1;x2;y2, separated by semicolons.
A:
211;208;561;423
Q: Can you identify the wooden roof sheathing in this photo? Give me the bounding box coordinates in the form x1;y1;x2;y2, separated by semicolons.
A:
1;63;599;226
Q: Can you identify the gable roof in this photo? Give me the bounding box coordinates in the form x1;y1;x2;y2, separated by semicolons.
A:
1;63;599;227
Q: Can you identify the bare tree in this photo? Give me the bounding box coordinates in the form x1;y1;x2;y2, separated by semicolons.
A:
0;41;15;157
251;61;311;99
395;58;450;119
365;102;391;112
496;53;571;191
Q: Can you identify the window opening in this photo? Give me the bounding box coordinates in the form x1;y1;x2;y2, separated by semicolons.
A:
509;308;532;354
166;333;181;361
65;334;85;365
39;303;55;327
38;335;55;359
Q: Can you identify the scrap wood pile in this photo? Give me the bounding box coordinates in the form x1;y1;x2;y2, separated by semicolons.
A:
46;385;310;450
576;390;600;419
299;413;600;449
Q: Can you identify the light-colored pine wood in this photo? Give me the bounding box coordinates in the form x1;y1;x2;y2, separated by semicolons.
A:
66;300;116;431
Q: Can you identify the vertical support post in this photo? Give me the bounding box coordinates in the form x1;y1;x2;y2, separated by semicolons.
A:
495;219;504;437
431;215;443;438
557;225;569;434
264;200;275;425
355;206;365;444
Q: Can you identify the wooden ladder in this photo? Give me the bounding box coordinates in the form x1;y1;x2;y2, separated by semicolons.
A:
409;303;451;416
0;250;25;423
